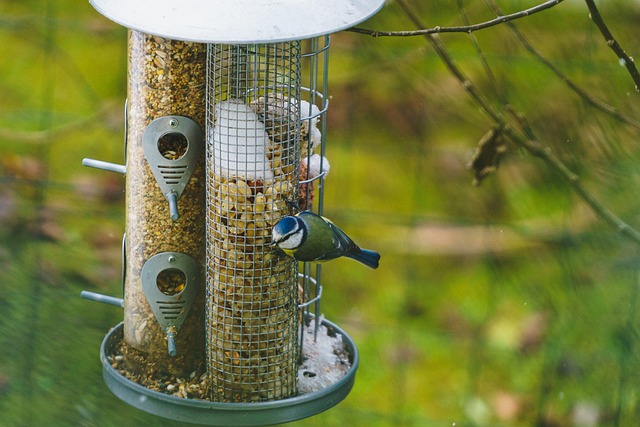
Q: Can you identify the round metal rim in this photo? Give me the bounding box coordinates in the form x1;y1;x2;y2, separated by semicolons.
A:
89;0;385;43
100;319;359;426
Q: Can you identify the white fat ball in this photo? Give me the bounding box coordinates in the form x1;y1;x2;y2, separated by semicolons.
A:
211;99;274;181
301;154;330;178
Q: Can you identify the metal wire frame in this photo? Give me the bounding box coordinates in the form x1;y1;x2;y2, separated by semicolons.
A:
298;37;330;357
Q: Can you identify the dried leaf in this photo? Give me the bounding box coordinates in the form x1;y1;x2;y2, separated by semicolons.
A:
467;127;508;186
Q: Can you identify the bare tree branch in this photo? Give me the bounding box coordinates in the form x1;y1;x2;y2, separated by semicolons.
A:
456;0;507;106
483;0;640;130
394;0;640;246
348;0;564;38
584;0;640;92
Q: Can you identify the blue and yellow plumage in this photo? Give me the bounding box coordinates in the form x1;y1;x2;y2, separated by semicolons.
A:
271;211;380;269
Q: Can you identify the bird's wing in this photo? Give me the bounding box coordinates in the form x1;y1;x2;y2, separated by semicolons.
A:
325;219;361;256
297;211;360;261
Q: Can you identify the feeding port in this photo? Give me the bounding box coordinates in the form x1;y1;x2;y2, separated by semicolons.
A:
80;0;385;425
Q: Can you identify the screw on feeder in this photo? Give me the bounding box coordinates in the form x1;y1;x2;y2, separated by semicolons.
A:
166;327;178;357
167;190;180;221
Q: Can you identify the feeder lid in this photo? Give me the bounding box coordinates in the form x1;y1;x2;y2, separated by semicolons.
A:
89;0;385;43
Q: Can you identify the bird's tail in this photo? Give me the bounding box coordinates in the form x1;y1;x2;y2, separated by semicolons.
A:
348;248;381;269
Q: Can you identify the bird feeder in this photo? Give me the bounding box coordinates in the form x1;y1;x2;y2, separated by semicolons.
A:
80;0;384;425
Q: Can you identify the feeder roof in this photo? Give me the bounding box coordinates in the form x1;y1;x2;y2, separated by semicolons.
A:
89;0;385;43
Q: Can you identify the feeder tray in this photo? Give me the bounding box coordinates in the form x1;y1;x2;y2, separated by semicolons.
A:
101;319;359;426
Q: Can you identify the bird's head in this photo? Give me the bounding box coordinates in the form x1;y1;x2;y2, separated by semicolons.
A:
272;216;306;250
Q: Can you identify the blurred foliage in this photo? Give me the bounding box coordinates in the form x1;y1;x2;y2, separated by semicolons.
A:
2;0;640;426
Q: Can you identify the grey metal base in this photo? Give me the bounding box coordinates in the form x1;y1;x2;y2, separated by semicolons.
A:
100;320;359;426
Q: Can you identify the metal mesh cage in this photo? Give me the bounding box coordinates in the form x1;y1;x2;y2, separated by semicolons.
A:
206;37;329;402
205;39;329;402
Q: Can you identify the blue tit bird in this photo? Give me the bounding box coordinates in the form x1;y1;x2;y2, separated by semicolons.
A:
271;211;380;269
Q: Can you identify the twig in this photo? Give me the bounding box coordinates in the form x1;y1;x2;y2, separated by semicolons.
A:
455;0;507;106
483;0;640;131
395;0;504;124
584;0;640;91
394;0;640;246
348;0;564;38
